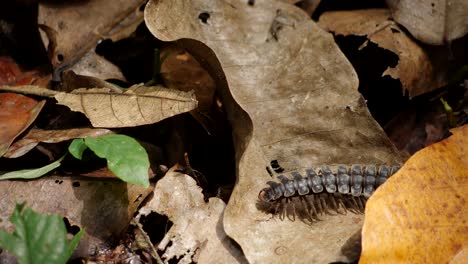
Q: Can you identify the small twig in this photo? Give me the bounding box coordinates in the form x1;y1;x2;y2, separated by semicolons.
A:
131;218;164;264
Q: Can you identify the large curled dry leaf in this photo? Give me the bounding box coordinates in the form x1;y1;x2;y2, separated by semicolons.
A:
38;0;146;70
318;9;447;97
145;0;403;263
55;84;197;128
361;125;468;263
386;0;468;45
137;169;245;264
0;176;153;252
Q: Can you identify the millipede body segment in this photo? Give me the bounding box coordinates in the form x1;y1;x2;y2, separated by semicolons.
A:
257;164;400;223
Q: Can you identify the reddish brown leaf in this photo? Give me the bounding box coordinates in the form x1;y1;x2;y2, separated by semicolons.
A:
0;93;45;156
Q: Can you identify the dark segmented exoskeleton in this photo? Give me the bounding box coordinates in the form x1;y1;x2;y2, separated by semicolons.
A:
257;164;401;224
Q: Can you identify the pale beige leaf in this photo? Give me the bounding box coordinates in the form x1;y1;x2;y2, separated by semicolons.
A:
145;0;403;263
54;84;198;128
318;9;447;97
386;0;468;45
137;169;245;264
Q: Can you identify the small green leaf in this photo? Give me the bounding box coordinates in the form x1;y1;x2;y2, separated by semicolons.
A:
84;134;150;188
68;138;87;160
0;203;84;264
0;156;64;180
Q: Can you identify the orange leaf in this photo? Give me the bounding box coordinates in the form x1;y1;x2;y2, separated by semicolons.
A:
361;125;468;263
0;93;45;156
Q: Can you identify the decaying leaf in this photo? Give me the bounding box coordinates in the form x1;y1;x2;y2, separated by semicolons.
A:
0;93;45;157
0;85;60;97
4;128;113;158
361;125;468;263
54;84;198;128
0;57;49;86
145;0;403;263
318;9;447;97
38;0;146;70
58;70;123;94
137;168;245;264
70;50;126;82
160;46;216;113
386;0;468;45
0;176;153;252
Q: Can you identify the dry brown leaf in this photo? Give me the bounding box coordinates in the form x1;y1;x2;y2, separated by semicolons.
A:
318;9;447;97
160;46;215;113
0;176;153;251
137;168;245;264
361;125;468;263
54;84;198;128
145;0;403;263
70;50;126;82
58;70;123;93
3;128;113;158
386;0;468;45
0;85;60;97
38;0;146;70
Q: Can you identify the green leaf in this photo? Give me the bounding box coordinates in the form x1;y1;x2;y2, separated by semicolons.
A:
0;156;65;180
0;203;84;264
68;138;87;160
84;134;150;188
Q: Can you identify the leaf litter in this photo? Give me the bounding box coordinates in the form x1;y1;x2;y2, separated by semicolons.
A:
0;0;466;262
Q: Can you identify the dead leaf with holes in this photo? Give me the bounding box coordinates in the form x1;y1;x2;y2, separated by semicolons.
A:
318;9;447;97
145;0;404;263
137;168;245;264
386;0;468;45
0;93;45;157
361;124;468;264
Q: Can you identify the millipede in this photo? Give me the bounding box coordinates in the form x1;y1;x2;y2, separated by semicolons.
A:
256;164;400;224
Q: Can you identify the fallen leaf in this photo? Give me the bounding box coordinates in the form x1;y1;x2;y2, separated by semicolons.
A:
145;1;403;263
3;128;113;158
0;57;50;87
38;0;147;70
318;9;447;97
160;46;215;113
361;125;468;263
137;168;245;263
0;176;153;252
0;85;60;97
54;84;198;128
0;93;45;157
70;50;127;82
57;70;123;93
386;0;468;45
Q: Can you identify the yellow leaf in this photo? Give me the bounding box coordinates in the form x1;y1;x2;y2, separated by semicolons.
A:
361;125;468;263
